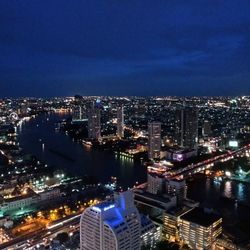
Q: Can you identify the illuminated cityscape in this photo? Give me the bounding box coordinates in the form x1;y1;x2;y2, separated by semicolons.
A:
0;1;250;250
0;96;249;249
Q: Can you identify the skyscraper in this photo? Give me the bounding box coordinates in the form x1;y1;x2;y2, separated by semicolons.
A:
72;105;83;121
175;107;198;149
166;179;187;206
88;102;101;140
202;120;211;137
80;190;141;250
117;106;124;138
148;121;161;159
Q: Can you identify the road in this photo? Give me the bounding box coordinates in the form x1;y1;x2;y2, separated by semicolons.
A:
0;214;81;250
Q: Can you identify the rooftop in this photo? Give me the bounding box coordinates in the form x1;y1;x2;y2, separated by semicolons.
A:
166;206;194;217
93;201;114;211
180;207;222;227
3;192;39;203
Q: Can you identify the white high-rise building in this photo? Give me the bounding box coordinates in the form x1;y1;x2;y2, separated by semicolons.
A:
148;122;161;159
80;191;141;250
141;214;161;249
117;106;124;138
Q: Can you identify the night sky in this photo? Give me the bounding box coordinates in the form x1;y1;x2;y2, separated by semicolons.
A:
0;0;250;97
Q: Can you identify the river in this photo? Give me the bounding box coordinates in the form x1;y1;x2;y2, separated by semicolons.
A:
17;112;147;188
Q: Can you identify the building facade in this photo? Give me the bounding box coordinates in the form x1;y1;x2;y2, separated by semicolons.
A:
202;120;212;137
117;106;124;138
166;179;187;206
80;191;141;250
147;171;187;206
148;122;161;159
179;207;222;250
88;102;101;140
163;207;194;242
140;214;161;249
175;107;198;150
72;105;82;121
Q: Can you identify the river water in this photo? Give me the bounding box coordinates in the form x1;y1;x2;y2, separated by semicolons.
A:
17;113;250;239
17;113;146;188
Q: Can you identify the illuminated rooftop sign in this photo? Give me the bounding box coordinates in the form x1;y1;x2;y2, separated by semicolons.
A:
104;204;115;211
92;204;115;212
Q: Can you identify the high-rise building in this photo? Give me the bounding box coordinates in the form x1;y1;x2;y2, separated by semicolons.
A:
140;214;161;249
166;179;187;206
88;102;101;140
163;206;194;242
179;207;222;250
148;122;161;159
175;107;198;149
147;172;165;195
202;120;211;137
72;105;84;121
147;170;187;206
18;103;28;116
117;106;124;138
80;191;141;250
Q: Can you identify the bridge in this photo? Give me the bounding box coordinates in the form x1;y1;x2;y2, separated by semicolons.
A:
171;143;250;179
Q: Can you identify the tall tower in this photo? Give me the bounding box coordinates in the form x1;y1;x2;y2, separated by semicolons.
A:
175;107;198;149
117;106;124;138
80;191;141;250
72;105;83;121
148;122;161;159
88;102;101;140
202;120;211;137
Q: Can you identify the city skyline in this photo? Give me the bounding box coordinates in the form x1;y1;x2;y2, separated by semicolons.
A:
0;96;249;249
0;0;250;97
0;1;250;248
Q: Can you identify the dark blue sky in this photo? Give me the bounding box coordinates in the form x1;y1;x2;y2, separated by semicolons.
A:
0;0;249;97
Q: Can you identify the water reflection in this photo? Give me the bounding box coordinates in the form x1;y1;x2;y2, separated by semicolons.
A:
237;183;244;201
205;178;211;197
118;155;134;165
223;180;232;198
